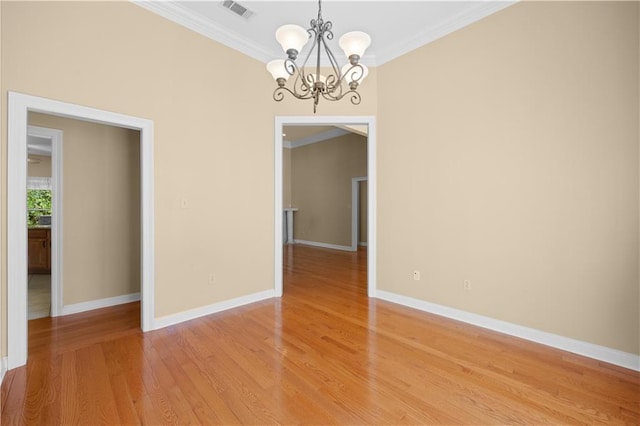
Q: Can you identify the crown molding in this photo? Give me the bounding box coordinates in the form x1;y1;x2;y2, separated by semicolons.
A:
374;1;517;66
133;1;516;67
132;0;275;63
284;127;350;149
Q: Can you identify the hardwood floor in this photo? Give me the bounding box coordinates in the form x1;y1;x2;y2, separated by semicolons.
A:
2;244;639;424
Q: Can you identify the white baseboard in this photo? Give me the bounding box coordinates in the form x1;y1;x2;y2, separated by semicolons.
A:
0;356;7;385
61;292;141;316
154;289;275;330
376;290;640;372
294;239;354;252
359;242;368;247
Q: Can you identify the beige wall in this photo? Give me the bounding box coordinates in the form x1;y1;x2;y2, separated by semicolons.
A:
0;0;377;357
378;1;639;354
28;113;140;305
2;0;636;362
291;133;367;247
27;155;51;177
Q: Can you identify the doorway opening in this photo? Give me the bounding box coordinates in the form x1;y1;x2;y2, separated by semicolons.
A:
7;92;155;369
26;125;63;320
274;116;376;297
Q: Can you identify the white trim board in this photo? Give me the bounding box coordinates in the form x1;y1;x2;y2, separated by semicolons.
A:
376;290;640;372
7;92;155;370
294;239;353;252
0;357;7;386
62;293;141;316
275;116;377;299
155;290;275;330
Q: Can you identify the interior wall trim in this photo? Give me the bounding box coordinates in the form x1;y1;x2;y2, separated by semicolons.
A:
275;115;377;299
7;91;155;370
0;357;7;385
132;1;517;66
293;239;354;252
61;293;141;317
376;290;640;372
132;0;273;63
154;290;275;330
374;1;516;64
285;128;351;149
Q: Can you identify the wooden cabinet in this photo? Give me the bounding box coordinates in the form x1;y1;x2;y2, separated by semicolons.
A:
28;228;51;274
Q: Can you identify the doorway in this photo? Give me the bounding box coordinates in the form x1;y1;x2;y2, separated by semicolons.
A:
273;116;377;298
7;92;155;369
26;125;63;319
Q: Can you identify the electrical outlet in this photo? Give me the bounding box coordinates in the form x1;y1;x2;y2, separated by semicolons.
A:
464;280;471;290
413;270;421;281
208;274;215;285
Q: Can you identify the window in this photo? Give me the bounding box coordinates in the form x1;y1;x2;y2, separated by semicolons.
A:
27;177;52;227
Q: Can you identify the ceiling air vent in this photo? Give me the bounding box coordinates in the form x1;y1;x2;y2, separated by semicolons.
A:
221;1;254;19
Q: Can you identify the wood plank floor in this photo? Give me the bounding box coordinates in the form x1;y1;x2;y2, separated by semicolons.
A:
2;244;639;424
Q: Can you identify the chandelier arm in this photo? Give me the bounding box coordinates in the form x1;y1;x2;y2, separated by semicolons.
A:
322;74;343;101
296;74;313;96
342;63;366;83
284;58;312;96
283;58;297;77
327;89;361;105
273;86;314;102
347;91;362;105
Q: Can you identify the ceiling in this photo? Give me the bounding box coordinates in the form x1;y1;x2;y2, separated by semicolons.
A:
134;0;515;67
28;135;52;157
284;123;369;147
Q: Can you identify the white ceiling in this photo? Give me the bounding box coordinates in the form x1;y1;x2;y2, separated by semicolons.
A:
134;0;515;66
28;135;52;157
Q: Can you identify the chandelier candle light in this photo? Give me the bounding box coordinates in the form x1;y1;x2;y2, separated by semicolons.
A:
267;0;371;113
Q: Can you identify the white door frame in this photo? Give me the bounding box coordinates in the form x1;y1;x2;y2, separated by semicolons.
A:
351;177;367;252
27;125;64;317
8;92;155;369
274;116;377;297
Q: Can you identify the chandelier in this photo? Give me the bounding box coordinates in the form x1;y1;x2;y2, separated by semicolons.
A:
266;0;371;113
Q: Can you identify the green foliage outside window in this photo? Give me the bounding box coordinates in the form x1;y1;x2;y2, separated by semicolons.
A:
27;190;52;227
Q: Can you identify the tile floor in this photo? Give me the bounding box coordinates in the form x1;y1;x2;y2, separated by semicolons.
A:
28;274;51;320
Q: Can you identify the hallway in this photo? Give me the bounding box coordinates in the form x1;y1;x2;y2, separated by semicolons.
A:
27;275;51;320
